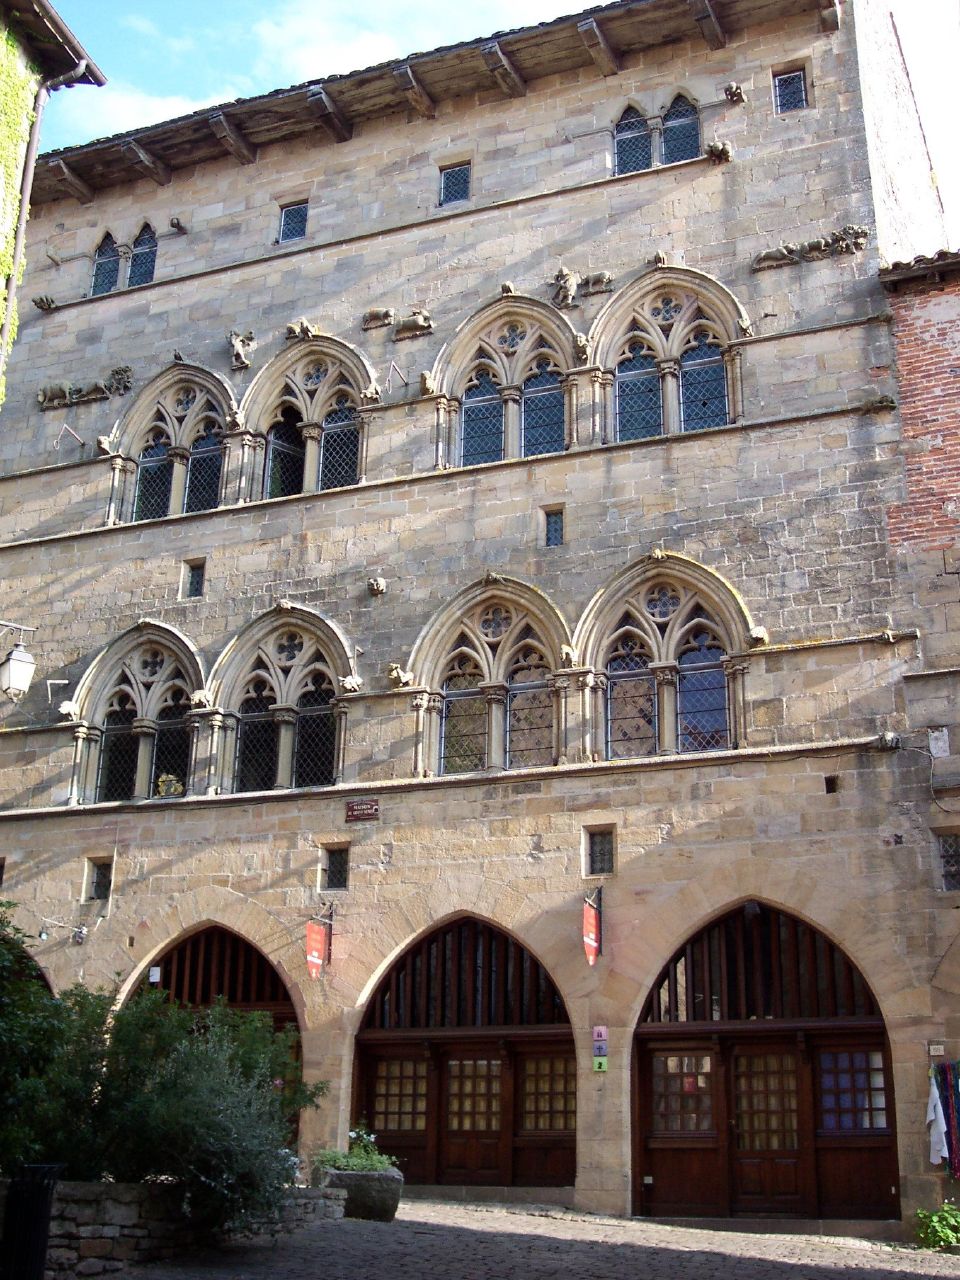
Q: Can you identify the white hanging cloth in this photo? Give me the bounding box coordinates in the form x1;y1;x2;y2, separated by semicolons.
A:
928;1074;949;1164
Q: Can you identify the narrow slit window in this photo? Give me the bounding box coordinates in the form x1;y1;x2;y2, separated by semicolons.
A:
587;829;615;876
323;847;349;891
278;201;308;242
182;560;205;599
87;859;113;902
440;163;471;206
544;509;564;548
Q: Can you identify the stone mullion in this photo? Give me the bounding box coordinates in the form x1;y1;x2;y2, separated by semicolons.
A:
434;397;455;469
723;658;749;748
550;674;570;764
131;718;157;799
594;370;614;445
222;417;256;504
219;713;239;793
356;407;374;483
185;708;218;796
502;386;521;459
649;116;664;166
167;447;190;515
724;347;744;424
651;664;678;753
411;692;430;777
560;374;580;449
273;705;298;788
301;423;323;494
106;457;134;525
332;700;349;784
657;359;681;435
562;669;595;763
424;693;444;775
482;684;507;771
69;724;96;805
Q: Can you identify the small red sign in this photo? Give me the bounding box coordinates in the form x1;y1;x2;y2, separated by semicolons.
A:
306;920;330;977
345;798;380;822
583;898;600;967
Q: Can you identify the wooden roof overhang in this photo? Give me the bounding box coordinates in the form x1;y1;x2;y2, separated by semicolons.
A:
31;0;837;207
1;0;104;85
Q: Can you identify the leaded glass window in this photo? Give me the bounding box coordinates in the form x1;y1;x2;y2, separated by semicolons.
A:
279;202;308;242
614;107;652;175
128;224;157;287
264;412;305;498
521;360;564;457
615;342;662;440
91;232;120;296
461;369;503;466
235;681;279;792
294;671;336;788
606;625;656;758
97;693;138;801
677;627;728;752
661;95;700;164
184;424;223;513
440;163;471;205
133;429;173;522
151;689;191;797
319;396;361;490
774;69;808;113
441;650;486;773
679;331;727;431
506;643;552;768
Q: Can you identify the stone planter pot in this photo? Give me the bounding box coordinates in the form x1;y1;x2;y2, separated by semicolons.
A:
316;1167;403;1222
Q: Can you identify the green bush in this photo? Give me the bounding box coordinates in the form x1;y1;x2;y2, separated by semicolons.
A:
313;1122;398;1174
0;902;328;1232
916;1200;960;1250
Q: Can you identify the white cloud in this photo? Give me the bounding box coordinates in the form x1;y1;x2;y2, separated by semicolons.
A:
41;82;241;152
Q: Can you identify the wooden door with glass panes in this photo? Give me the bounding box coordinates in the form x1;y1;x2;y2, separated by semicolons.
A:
730;1046;812;1215
514;1052;577;1185
640;1047;728;1215
364;1054;431;1183
439;1054;505;1184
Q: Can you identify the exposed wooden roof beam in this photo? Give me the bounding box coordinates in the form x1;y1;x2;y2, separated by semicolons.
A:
819;0;841;30
49;158;93;204
393;64;435;118
120;139;172;186
306;87;353;143
480;41;526;99
576;18;620;76
208;112;256;165
687;0;726;49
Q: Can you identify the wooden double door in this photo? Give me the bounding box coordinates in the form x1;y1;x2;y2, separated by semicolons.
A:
635;1032;899;1219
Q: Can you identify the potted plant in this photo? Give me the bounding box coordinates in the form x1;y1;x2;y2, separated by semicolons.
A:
311;1124;402;1222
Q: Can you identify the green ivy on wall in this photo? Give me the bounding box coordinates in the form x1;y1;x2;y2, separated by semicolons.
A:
0;25;36;405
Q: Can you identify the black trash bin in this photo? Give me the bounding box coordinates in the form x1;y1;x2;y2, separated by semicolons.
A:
1;1163;64;1280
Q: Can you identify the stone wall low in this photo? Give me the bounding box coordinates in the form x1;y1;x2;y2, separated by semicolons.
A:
0;1179;345;1279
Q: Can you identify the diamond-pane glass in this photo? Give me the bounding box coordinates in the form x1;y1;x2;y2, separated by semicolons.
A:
507;685;553;767
461;372;503;465
265;419;305;497
940;834;960;890
236;715;279;792
545;510;563;547
440;163;471;205
774;70;808;113
97;715;138;801
615;109;652;174
680;334;727;431
616;347;662;440
521;1056;577;1132
374;1058;428;1132
653;1053;714;1134
279;202;308;241
588;830;614;876
607;675;656;758
128;225;157;287
294;709;336;788
522;366;564;457
319;401;361;489
662;95;700;163
184;429;223;512
678;634;728;752
325;848;349;890
134;433;173;521
91;234;120;296
818;1049;888;1132
152;719;190;797
441;692;486;773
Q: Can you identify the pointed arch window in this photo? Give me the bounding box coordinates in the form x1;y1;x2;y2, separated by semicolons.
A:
91;232;121;296
440;647;487;774
679;331;727;431
661;94;701;164
152;688;191;796
97;691;138;800
521;359;565;458
506;637;553;767
235;680;279;792
264;409;306;499
128;223;157;288
615;339;662;440
133;428;173;522
184;423;224;513
614;106;652;174
293;670;336;787
605;619;657;758
319;395;361;491
677;621;728;752
461;368;504;466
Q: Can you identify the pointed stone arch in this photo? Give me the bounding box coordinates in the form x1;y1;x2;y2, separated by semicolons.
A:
75;619;204;725
240;334;378;433
115;363;237;458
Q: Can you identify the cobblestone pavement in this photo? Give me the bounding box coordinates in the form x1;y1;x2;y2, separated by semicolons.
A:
117;1200;960;1280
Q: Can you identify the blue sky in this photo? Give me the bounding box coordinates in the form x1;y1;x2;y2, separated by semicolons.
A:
40;1;959;243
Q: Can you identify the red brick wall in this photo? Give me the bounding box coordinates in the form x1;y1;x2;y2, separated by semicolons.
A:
886;273;960;548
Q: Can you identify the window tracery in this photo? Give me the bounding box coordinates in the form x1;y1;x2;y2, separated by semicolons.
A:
127;378;229;522
613;96;700;176
262;352;363;497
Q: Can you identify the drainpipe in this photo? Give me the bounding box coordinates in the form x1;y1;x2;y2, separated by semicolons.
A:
0;58;89;387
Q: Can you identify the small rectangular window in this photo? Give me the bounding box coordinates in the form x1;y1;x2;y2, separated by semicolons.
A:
544;509;564;548
439;163;471;206
87;858;113;902
322;847;349;891
586;829;615;877
773;69;808;113
181;558;205;599
278;201;308;242
940;834;960;890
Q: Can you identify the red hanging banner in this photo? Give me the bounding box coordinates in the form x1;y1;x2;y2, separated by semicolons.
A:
583;889;602;967
306;918;331;978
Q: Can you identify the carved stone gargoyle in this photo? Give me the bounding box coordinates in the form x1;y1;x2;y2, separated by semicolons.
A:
227;329;255;370
32;295;57;312
362;308;395;330
285;318;321;341
339;674;364;693
387;662;414;688
752;224;870;272
394;308;434;341
705;140;733;164
37;365;132;411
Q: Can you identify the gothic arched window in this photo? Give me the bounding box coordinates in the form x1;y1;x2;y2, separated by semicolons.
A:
605;617;657;758
184;422;224;513
264;409;306;499
319;395;361;491
615;338;662;440
679;330;727;431
293;670;337;787
614;106;652;174
661;94;700;164
128;223;158;288
521;359;565;458
133;428;173;522
440;646;487;774
461;368;504;466
91;232;120;296
235;679;280;792
505;636;553;767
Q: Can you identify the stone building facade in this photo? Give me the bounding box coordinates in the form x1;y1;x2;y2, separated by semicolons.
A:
0;0;956;1225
